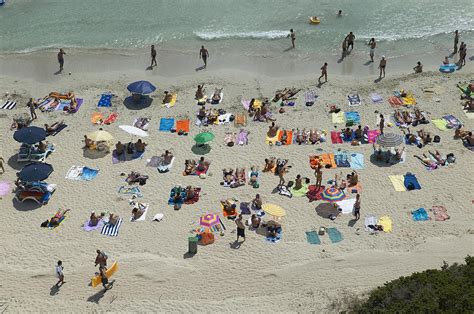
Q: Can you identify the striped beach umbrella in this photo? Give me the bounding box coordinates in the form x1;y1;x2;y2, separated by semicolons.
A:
199;213;220;228
262;203;286;218
376;132;403;147
321;187;346;203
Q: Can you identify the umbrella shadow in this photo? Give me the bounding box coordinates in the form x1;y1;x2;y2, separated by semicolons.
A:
7;154;24;170
83;149;110;160
369;153;394;167
191;144;211;155
315;203;340;219
12;198;43;211
123;96;153;110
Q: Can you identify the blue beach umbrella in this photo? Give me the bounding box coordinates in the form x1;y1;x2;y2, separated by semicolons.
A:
18;162;53;182
127;81;156;95
13;126;46;144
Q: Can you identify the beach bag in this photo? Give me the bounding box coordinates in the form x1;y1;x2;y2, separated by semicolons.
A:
433;135;440;143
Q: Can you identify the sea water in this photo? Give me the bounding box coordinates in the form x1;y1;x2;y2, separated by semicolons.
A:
0;0;472;59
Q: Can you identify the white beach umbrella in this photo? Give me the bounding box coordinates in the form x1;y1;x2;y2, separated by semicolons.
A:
119;125;149;137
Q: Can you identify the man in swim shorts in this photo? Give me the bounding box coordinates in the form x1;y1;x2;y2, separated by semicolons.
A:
453;30;459;54
369;38;376;62
288;29;296;48
199;45;209;68
378;56;386;78
345;32;355;51
318;62;328;83
150;45;157;68
57;49;66;72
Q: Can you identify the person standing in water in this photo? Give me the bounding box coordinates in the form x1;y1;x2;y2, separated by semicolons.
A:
150;45;157;68
337;10;342;16
453;30;459;54
318;62;328;83
345;32;355;51
368;38;376;62
378;56;386;78
199;45;209;68
288;29;296;48
341;39;347;60
458;42;467;66
57;49;66;72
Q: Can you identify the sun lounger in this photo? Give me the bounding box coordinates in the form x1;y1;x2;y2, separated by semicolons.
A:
97;93;112;107
412;208;429;221
347;94;361;107
101;218;123;237
0;100;16;110
28;144;55;162
305;231;321;244
327;228;343;243
15;190;52;205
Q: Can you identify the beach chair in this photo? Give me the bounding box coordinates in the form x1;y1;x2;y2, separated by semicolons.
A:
14;190;52;205
17;144;32;162
28;144;55;162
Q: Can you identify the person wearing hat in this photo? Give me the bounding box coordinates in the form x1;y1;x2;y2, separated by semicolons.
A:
378;56;387;78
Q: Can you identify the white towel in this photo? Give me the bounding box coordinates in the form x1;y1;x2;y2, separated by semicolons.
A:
65;165;83;180
130;204;149;222
336;198;356;214
101;218;123;237
364;215;378;232
158;157;175;173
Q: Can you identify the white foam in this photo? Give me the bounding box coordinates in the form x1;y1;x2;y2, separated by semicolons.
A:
195;30;289;40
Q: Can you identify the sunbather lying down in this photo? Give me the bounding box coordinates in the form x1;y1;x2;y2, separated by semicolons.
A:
272;88;301;102
41;209;70;228
44;121;65;135
126;171;149;186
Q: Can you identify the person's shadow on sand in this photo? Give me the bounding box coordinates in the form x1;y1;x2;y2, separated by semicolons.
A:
230;240;243;249
363;61;372;66
348;219;358;227
87;280;115;303
374;77;383;83
195;65;206;72
316;81;326;88
283;46;294;52
50;284;60;296
146;66;153;71
53;69;62;75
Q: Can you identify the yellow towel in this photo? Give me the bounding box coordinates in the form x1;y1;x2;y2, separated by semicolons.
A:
332;111;345;124
162;94;177;108
265;130;281;145
402;94;416;106
389;175;406;192
379;216;392;232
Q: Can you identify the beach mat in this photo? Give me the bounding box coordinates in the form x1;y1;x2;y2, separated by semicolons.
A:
306;185;325;202
130;204;148;222
83;219;104;232
404;174;421;190
290;184;309;197
305;231;321;244
389;175;407;192
159;118;175;131
431;206;450;221
97;93;112;107
336;198;356;214
0;100;17;110
331;131;343;144
432;119;448;131
278;130;293;145
101;218;123;237
332;111;345;124
327;228;343;243
175;119;190;133
265;130;280;145
349;153;365;169
412;208;429;221
379;216;392;232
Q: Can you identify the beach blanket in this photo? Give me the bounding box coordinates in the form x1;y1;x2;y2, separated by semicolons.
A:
335;150;350;167
345;112;360;126
305;90;318;106
68;98;83;113
278;185;292;198
266;230;282;243
332;111;345;124
404;173;421;190
290;184;309;197
431;206;450;221
305;231;321;244
47;215;66;230
309;154;336;169
159;118;175;131
218;113;234;125
412;208;429;221
278;130;293;145
209;92;223;105
365;215;378;232
367;130;380;144
97;93;112;107
432;118;448;131
103;112;118;124
234;113;247;127
327;228;343;243
349;153;365;169
118;186;142;197
306;185;325;202
82;219;104;232
388;96;403;107
0;181;11;197
162;94;177;108
184;188;201;204
402;94;416;106
130;204;149;222
0;100;16;110
65;166;99;181
176;119;190;133
370;93;383;103
157;157;175;173
265;130;280;145
379;216;392;232
347;94;361;107
241;99;251;111
101;218;123;237
168;188;186;205
442;115;462;129
336;198;356;214
389;175;407;192
112;149;144;164
133;117;150;131
236;129;249;145
330;131;343;144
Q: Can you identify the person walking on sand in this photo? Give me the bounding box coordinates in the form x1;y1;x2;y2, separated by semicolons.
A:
353;194;361;220
369;38;376;62
57;49;66;72
345;32;355;51
318;62;328;83
150;45;157;68
199;45;209;68
27;98;37;120
453;30;459;54
379;114;385;134
378;56;386;78
95;250;108;270
99;266;112;291
458;42;467;66
288;29;296;48
55;260;64;287
235;214;246;242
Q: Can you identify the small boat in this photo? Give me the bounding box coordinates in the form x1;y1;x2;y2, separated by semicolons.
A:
0;0;6;6
309;16;320;24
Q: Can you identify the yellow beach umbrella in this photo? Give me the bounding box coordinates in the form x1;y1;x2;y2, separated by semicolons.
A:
87;130;114;142
262;203;286;218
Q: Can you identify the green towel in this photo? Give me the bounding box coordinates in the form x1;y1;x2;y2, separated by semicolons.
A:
305;231;321;244
432;119;448;131
327;227;343;243
291;184;309;197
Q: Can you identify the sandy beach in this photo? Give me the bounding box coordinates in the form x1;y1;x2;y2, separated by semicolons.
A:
0;50;473;312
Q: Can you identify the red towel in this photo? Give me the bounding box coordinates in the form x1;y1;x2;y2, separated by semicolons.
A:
306;185;325;202
331;131;343;144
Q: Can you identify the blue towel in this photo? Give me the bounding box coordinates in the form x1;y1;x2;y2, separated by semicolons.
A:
81;167;99;181
335;151;350;167
350;153;365;169
327;228;343;243
98;94;112;107
305;231;321;244
159;118;175;131
404;174;421;190
266;230;282;243
240;202;251;215
342;132;355;142
168;188;186;205
345;112;360;125
412;208;429;221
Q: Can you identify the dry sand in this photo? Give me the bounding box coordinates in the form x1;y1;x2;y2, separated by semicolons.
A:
0;55;473;312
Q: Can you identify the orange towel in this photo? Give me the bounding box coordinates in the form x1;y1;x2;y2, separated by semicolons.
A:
91;112;103;124
176;119;190;133
234;113;247;127
278;130;293;145
310;154;336;169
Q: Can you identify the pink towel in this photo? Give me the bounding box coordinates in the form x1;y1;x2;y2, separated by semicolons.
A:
367;130;380;143
331;131;343;144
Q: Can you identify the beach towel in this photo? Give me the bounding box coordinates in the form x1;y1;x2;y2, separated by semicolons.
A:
266;230;282;243
133;117;151;131
278;130;293;145
345;112;360;126
55;100;70;111
306;185;325;202
442;115;462;129
159;118;175;131
234;113;247;127
47;215;66;230
82;219;104;232
184;188;201;204
118;186;142;197
402;94;416;106
367;130;380;144
432;119;448;131
304;90;318;106
331;131;343;144
370;93;383;103
65;166;99;181
265;130;280;145
130;203;149;221
332;111;345;124
278;185;292;198
162;94;177;108
97;93;112;107
168;188;186;205
236;129;249;145
365;215;378;232
431;206;450;221
0;181;11;197
347;94;361;107
104;112;118;125
336;198;356;214
379;216;392;232
327;228;343;243
0;100;16;110
155;157;175;173
218;113;233;125
241;99;251;111
290;184;309;197
349;153;365;170
310;154;336;169
389;175;407;192
305;231;321;244
388;96;403;107
101;218;123;237
175;119;190;133
335;150;350;167
67;98;83;113
412;208;429;221
49;123;67;136
404;173;421;190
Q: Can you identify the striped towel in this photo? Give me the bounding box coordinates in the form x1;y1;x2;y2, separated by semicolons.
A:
0;100;16;110
101;218;123;237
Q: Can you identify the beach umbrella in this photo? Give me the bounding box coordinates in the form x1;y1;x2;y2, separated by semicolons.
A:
18;162;53;182
262;203;286;218
13;126;46;144
194;132;215;144
87;130;114;142
376;133;403;147
321;187;346;203
199;213;220;228
119;125;149;137
127;81;156;95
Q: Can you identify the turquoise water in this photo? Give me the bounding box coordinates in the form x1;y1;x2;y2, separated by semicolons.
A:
0;0;472;58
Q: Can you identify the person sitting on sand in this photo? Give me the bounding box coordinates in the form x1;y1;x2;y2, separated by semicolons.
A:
162;150;173;165
413;108;427;124
402;128;420;146
197;106;207;121
184;186;197;201
83;135;94;149
280;130;288;145
195;84;205;100
354;125;363;141
184;160;196;175
251;214;261;229
211;88;222;104
135;139;147;153
402;111;412;124
347;171;358;186
263;157;276;172
89;212;101;227
343;128;353;140
108;213;119;226
413;61;423;73
131;205;146;221
309;129;321;144
442;56;449;65
295;129;306;145
115;141;124;155
417;129;432;145
275;158;289;176
162;91;173;104
266;220;282;238
252;194;263;210
249;166;259;186
373;143;383;160
64;92;77;113
294;174;304;190
222;168;234;185
462;99;474;111
454;125;470;139
394;110;405;124
44;121;64;135
232;168;246;187
267;122;279;138
464;132;474;146
197;157;208;172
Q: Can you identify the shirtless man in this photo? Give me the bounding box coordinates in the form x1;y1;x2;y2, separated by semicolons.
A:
162;91;172;104
378;56;386;78
150;45;157;68
314;164;323;189
27;98;37;120
115;141;124;155
162;150;173;165
199;46;209;68
267;122;279;138
379;114;385;134
252;194;263;210
57;49;66;72
413;61;423;73
108;213;119;226
288;29;296;48
263;157;276;172
195;84;205;100
95;250;108;269
353;194;361;220
318;62;328;83
453;30;459;54
345;32;355;51
84;135;94;149
369;38;376;62
294;174;303;190
458;42;467;66
135;139;147;153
